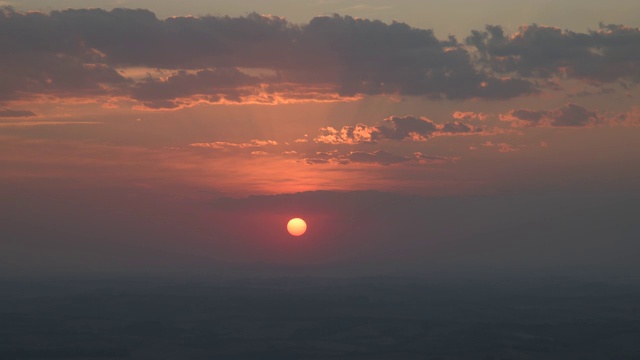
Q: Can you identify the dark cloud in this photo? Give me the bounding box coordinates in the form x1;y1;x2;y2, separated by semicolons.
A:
380;116;438;140
440;121;483;134
0;7;129;101
301;15;536;99
303;158;331;165
5;7;639;107
131;68;262;108
0;7;538;106
0;53;127;102
549;103;600;127
500;103;601;127
510;109;544;125
467;23;640;84
0;109;36;117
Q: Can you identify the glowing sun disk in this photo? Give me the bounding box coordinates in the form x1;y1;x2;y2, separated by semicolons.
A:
287;218;307;236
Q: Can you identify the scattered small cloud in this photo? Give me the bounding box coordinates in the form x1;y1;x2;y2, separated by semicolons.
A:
481;141;519;153
315;124;381;144
452;111;488;122
314;115;483;144
611;107;640;127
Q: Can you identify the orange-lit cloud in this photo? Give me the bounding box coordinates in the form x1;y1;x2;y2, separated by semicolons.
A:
314;124;381;144
481;141;519;153
314;115;483;144
189;139;278;150
452;111;488;122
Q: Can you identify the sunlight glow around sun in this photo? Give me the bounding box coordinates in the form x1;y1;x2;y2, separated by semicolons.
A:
287;218;307;236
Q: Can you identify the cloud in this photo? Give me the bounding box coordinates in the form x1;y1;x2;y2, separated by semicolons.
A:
303;158;331;165
131;68;263;109
481;141;519;152
0;52;127;102
440;121;483;134
500;103;602;128
0;121;101;128
0;109;36;117
314;115;483;144
379;116;438;140
467;23;640;84
503;109;545;127
452;111;488;121
548;103;601;127
0;7;129;102
301;15;536;99
189;139;278;150
304;150;449;166
6;7;639;107
346;150;415;165
314;124;381;144
0;8;539;107
612;107;640;127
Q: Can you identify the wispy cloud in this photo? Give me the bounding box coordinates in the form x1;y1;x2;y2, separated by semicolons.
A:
304;150;450;166
0;109;36;117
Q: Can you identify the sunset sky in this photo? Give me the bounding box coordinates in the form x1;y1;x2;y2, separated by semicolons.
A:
1;0;639;278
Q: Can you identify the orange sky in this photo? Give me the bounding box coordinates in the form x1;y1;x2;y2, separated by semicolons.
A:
1;4;640;276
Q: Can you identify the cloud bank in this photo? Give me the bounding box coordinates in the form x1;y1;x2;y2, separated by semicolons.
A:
0;7;549;108
467;23;640;84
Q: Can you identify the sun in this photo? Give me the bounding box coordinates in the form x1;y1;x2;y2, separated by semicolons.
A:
287;218;307;236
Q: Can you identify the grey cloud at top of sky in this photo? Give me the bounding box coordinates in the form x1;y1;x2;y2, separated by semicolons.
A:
0;7;542;107
3;6;640;109
7;0;640;39
467;23;640;84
